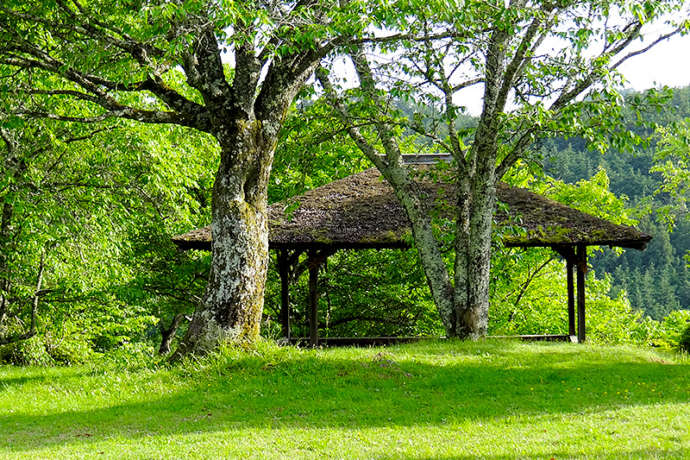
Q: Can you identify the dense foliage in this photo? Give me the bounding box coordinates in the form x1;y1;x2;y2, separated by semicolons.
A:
1;0;427;356
680;323;690;353
0;113;216;364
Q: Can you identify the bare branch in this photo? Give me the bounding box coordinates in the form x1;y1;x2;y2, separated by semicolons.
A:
348;29;487;46
495;15;545;114
495;127;537;179
427;30;469;172
350;49;406;166
315;65;387;171
181;28;233;108
232;43;262;116
13;108;198;128
512;256;554;309
550;22;644;111
610;28;681;71
452;77;483;93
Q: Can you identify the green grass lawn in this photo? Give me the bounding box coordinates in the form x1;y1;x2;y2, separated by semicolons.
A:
0;340;688;459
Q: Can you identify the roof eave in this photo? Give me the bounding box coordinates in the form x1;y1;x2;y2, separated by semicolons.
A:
503;236;652;251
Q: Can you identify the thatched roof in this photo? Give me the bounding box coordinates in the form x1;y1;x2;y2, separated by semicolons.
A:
173;168;651;251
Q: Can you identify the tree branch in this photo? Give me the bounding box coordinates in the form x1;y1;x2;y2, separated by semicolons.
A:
610;28;682;71
315;65;387;171
512;256;554;309
181;27;233;109
550;22;643;112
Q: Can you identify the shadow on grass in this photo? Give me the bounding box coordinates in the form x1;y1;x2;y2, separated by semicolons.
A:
376;447;690;460
0;341;688;454
0;367;88;389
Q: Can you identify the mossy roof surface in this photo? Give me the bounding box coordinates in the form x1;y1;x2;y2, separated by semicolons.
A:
173;168;651;251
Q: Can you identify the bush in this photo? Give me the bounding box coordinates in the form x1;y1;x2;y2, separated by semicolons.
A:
92;341;157;370
0;320;99;366
679;324;690;353
0;335;54;366
45;337;96;365
651;310;690;350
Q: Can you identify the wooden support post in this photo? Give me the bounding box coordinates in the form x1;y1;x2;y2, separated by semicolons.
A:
553;245;577;342
566;258;576;338
576;244;587;343
308;252;319;347
277;250;291;339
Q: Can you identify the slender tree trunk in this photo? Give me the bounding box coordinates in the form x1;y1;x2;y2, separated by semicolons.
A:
0;201;14;326
158;313;186;355
451;179;471;337
0;247;44;346
173;119;275;357
384;167;455;332
28;248;46;334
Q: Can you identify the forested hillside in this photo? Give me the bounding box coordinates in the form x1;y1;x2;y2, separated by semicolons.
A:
543;86;690;319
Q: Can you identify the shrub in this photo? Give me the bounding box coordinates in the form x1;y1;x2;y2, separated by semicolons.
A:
45;337;96;365
0;321;99;366
679;324;690;353
0;335;54;366
651;310;690;350
93;341;157;370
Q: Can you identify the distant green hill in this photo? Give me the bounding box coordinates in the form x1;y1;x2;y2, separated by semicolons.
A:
543;86;690;319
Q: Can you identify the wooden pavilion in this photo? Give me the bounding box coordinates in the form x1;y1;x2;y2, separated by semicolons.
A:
173;156;651;346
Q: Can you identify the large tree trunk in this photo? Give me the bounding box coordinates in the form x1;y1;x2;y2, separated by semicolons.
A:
173;119;275;357
463;179;496;337
451;174;496;338
169;35;315;359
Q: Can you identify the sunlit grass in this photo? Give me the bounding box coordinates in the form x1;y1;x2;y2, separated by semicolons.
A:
0;340;688;459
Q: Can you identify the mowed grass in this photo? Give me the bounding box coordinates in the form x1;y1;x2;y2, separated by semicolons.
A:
0;340;688;459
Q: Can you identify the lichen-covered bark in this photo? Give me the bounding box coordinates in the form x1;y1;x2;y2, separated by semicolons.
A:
318;48;502;340
444;25;505;337
174;119;275;357
385;165;497;339
451;180;471;337
169;31;315;358
445;172;496;338
384;167;456;333
464;180;496;337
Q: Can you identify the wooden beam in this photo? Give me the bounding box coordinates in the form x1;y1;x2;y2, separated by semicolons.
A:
576;244;587;343
288;334;573;347
306;251;328;347
308;261;318;346
277;249;291;339
566;258;576;337
552;245;577;341
303;249;335;347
